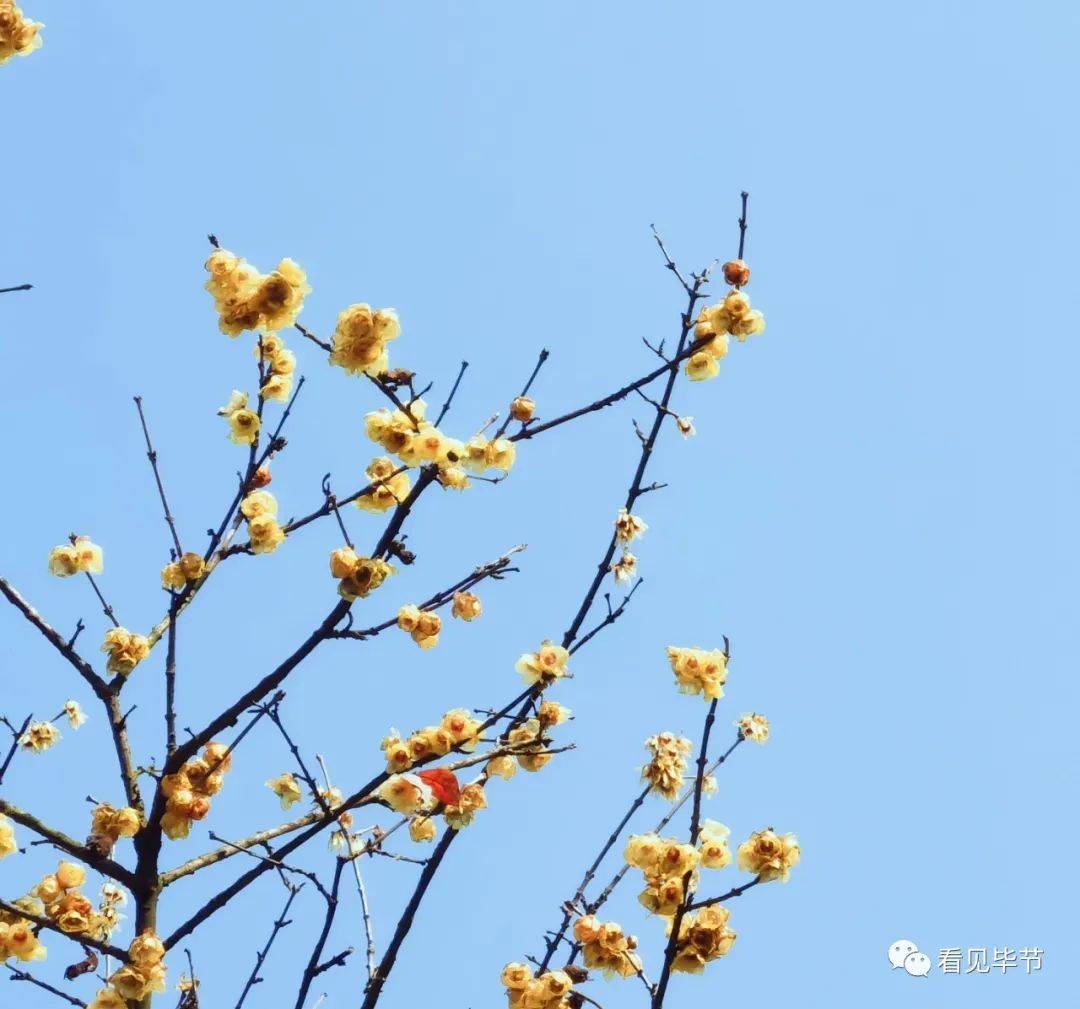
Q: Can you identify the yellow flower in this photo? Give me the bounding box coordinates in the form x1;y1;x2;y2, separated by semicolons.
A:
247;514;285;554
685;350;721;382
63;699;87;729
0;920;46;963
486;437;516;473
509;396;536;423
266;772;302;810
440;708;481;750
160;811;192;841
0;4;43;66
55;861;86;890
666;645;728;700
461;436;490;473
736;829;800;882
436;464;471;490
128;929;165;966
205;251;309;336
227;409;261;445
217;389;248;416
101;627;150;676
443;782;486;829
670;905;737;973
486;754;517;781
515;640;570;685
536;701;571;729
377;775;427;815
610;549;638;584
397;605;441;648
109;961;167;1002
356;456;410;512
676;415;696;438
507;718;550;772
451;591;482;621
19;720;60;752
572;915;642;979
408;815;437;843
260;373;293;402
614;508;648;544
88;989;126;1009
49;536;104;576
329;304;399;377
160;562;185;590
338;555;394;600
381;730;414;772
698;820;732;869
329;546;359;579
0;814;16;859
737;712;770;743
641;732;692;801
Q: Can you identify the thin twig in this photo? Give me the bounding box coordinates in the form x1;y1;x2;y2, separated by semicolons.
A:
134;395;184;555
234;884;302;1009
293;858;351;1009
433;360;470;426
5;962;87;1007
494;348;550;437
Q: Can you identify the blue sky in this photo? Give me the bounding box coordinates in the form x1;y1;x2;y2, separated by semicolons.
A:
2;2;1077;1006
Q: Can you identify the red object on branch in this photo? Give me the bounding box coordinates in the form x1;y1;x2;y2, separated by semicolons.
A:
417;768;460;806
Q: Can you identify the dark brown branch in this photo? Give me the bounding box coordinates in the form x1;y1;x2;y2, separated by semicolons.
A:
5;962;87;1007
433;360;470;427
0;800;138;888
165;597;179;756
0;284;33;294
0;714;32;785
293;858;351;1009
569;580;643;656
234;884;301;1009
360;828;458;1009
737;190;750;261
652;697;718;1008
494;348;549;438
0;576;109;699
686;875;762;911
0;898;126;960
134;396;184;555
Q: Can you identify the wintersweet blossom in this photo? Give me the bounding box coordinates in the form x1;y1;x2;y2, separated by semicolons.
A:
329;303;400;377
506;718;551;772
515;640;570;685
736;829;801;882
676;415;696;438
0;3;43;66
501;963;575;1009
18;720;59;752
0;814;16;859
266;772;302;810
670;905;737;973
625;833;700;917
572;915;642;979
509;396;536;423
611;550;638;584
641;732;692;801
204;249;310;336
63;700;87;729
737;712;770;743
337;554;394;600
443;781;486;829
159;742;234;841
48;536;103;577
396;604;442;649
377;774;427;815
161;551;206;590
217;390;261;445
698;820;732;869
356;456;410;513
409;815;437;843
101;627;150;676
451;590;482;621
666;645;728;700
614;508;648;544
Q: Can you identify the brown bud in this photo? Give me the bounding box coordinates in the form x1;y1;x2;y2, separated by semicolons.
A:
249;466;272;489
564;965;590;984
85;833;115;858
722;259;751;287
510;395;536;423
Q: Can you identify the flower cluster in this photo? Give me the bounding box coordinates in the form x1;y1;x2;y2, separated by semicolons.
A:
255;332;297;402
29;862;121;942
329;547;394;600
625;833;700;917
380;709;482;772
218;390;261;446
241;490;285;555
159;741;233;840
18;719;60;752
669;904;737;973
89;802;142;854
698;819;732;869
0;3;42;66
63;699;87;728
204;249;310;337
501;963;575;1009
641;732;692;800
0;898;44;963
443;781;487;829
737;712;770;743
101;930;167;1004
572;915;642;979
0;814;15;859
666;645;728;700
329;303;401;377
161;551;206;591
396;604;442;649
356;456;411;513
515;640;570;685
47;535;103;577
101;627;151;676
266;772;303;810
736;828;800;882
376;771;487;831
685;266;766;382
610;507;646;584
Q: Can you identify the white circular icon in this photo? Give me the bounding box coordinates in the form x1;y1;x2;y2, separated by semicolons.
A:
889;939;918;969
904;951;931;977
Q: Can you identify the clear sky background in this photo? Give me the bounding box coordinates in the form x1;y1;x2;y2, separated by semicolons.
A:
2;2;1077;1007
